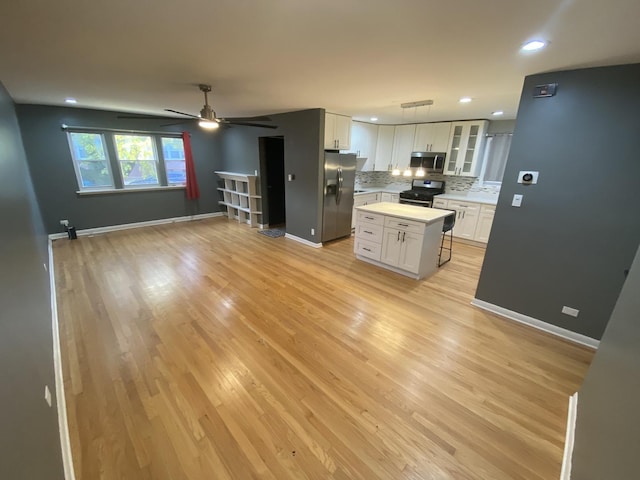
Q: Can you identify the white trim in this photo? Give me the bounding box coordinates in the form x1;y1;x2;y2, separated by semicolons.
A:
471;299;599;349
48;240;76;480
560;392;579;480
76;185;185;195
48;212;223;240
284;233;323;248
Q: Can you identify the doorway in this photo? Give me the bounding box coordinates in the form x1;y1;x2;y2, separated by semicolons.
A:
258;136;285;227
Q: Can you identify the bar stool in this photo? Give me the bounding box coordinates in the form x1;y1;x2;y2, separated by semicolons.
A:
438;210;456;267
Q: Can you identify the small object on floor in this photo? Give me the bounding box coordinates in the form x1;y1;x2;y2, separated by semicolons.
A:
258;228;286;238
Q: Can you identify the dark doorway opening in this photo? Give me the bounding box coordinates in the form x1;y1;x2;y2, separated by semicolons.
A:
259;136;285;227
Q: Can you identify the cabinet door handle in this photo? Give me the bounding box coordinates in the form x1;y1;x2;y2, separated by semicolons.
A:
402;232;406;242
462;210;466;219
397;231;401;241
363;247;372;252
364;216;373;219
398;223;409;227
364;230;373;234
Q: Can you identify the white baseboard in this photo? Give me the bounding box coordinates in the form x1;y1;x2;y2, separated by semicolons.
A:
471;298;599;349
48;212;223;240
560;392;579;480
48;240;76;480
284;233;323;248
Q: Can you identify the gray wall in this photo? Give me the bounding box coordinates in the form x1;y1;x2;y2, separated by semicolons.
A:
219;109;324;242
0;85;64;477
571;242;640;478
476;64;640;340
17;105;224;233
487;119;516;134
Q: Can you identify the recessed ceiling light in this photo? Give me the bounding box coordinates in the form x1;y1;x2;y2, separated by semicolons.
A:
459;97;472;103
370;117;378;122
521;40;547;52
65;98;77;104
492;111;504;116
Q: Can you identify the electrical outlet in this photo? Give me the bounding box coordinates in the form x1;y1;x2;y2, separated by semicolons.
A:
562;306;580;317
311;228;315;236
59;219;69;227
44;385;52;407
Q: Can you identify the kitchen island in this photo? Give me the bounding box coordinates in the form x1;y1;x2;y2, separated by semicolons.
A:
354;202;453;280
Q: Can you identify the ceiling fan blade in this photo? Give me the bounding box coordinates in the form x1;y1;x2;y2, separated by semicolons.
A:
225;121;278;129
222;116;272;122
160;122;192;127
165;109;201;119
117;114;177;120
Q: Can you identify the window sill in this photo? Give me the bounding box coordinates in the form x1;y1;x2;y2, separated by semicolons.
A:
76;185;186;196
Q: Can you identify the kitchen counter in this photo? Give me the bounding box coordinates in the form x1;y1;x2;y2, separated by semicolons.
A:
354;186;407;196
435;193;498;205
355;202;452;225
353;202;451;280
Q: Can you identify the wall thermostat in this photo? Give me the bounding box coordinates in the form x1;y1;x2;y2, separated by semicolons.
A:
533;83;557;98
517;171;539;184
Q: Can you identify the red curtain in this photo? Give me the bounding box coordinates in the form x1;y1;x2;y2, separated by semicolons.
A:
182;132;200;200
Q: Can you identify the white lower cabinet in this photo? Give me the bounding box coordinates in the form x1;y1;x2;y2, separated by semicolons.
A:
354;210;444;279
380;192;399;203
352;193;381;228
474;205;496;243
380;217;424;274
447;201;479;240
433;199;495;243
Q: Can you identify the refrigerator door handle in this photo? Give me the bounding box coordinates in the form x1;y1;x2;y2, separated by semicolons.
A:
336;167;343;205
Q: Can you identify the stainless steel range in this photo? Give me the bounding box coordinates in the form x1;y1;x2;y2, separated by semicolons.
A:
399;179;445;207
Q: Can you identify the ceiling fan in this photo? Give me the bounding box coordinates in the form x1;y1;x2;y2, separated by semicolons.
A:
118;84;277;130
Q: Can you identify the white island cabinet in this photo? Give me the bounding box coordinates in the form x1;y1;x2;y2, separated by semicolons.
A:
354;203;452;280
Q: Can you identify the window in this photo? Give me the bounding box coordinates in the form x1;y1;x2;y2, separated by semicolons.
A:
481;134;512;184
68;132;114;188
114;134;159;186
161;137;186;185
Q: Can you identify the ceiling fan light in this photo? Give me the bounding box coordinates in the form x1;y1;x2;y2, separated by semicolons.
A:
199;119;219;129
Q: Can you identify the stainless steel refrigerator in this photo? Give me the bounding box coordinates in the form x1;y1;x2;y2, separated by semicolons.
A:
322;152;356;242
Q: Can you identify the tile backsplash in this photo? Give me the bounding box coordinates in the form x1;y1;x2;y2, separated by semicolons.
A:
355;171;500;196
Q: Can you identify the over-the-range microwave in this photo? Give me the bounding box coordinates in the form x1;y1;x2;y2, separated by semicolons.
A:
409;151;446;173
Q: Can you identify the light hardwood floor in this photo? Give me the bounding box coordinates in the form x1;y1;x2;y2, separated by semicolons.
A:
54;217;593;480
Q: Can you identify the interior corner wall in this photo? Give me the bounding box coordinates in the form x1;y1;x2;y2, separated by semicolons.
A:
571;242;640;478
16;105;224;233
0;85;64;478
218;109;324;243
475;63;640;340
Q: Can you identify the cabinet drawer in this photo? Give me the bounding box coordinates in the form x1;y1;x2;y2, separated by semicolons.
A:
357;211;384;226
384;216;424;234
354;238;382;261
432;198;448;209
356;222;383;244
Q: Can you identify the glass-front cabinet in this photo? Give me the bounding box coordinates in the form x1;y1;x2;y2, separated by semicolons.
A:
444;121;488;177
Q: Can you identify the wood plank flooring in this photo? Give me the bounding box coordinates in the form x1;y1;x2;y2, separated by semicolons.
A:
53;217;593;479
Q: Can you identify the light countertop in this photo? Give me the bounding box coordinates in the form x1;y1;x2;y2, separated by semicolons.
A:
435;193;498;205
354;187;407;196
355;202;452;224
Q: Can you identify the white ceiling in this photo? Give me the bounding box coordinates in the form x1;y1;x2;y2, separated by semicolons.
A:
1;0;640;124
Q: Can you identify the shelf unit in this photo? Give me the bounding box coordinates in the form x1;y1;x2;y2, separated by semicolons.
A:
215;171;263;227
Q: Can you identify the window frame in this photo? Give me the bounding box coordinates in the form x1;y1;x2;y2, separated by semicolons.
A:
65;127;187;193
113;133;161;189
160;136;187;186
479;133;513;186
67;131;115;191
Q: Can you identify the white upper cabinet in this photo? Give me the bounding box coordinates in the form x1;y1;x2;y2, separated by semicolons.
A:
374;125;395;171
413;123;452;152
391;124;416;170
324;112;352;150
444;120;488;177
350;121;379;171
